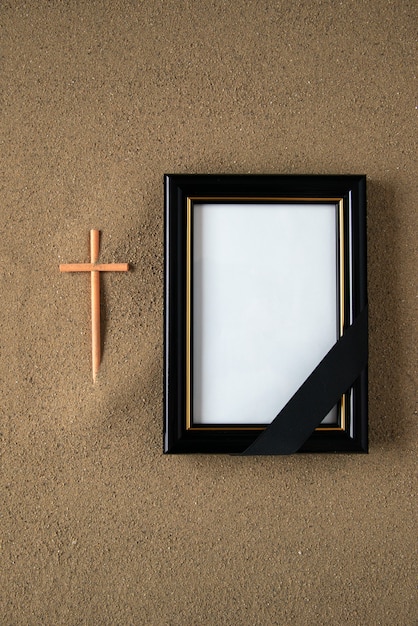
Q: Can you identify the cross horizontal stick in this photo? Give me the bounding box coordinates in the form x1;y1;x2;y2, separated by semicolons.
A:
60;230;129;381
59;263;129;272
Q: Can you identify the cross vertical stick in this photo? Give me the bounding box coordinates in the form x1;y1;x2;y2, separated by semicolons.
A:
90;229;101;380
60;230;129;381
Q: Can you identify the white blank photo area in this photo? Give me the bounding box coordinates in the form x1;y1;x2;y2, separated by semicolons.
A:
192;203;339;425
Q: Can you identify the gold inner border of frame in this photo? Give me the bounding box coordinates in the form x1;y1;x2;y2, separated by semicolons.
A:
186;197;347;433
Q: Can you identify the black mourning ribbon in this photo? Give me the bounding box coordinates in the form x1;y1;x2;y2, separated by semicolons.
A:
241;305;368;455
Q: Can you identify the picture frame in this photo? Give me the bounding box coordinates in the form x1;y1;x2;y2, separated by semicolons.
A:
164;174;368;454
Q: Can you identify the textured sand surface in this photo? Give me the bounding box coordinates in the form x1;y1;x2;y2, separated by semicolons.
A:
1;1;417;624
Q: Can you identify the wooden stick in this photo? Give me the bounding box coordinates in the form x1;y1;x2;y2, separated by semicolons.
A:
90;230;100;381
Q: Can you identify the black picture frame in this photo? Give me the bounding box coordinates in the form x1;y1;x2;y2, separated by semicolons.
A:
164;174;368;454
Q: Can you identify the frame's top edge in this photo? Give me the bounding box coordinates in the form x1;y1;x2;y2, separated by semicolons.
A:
164;174;367;201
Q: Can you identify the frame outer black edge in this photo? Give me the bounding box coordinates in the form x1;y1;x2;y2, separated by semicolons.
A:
356;175;368;451
163;174;368;454
164;175;185;452
344;175;368;452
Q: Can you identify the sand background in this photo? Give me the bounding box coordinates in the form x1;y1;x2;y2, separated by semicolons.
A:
1;1;417;624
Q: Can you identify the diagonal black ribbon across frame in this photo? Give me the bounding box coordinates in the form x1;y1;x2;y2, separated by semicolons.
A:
241;305;368;455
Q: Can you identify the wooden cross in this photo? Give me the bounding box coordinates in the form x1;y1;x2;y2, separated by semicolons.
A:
60;229;129;381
